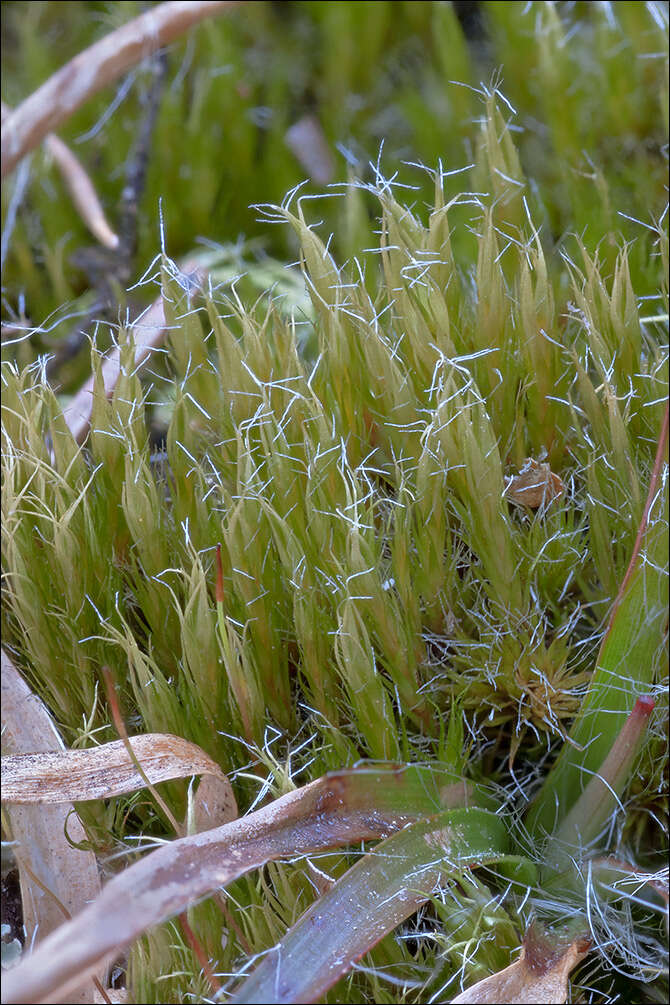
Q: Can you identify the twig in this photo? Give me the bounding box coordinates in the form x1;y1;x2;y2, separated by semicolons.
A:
116;49;169;264
46;134;120;249
1;1;245;177
1;100;118;251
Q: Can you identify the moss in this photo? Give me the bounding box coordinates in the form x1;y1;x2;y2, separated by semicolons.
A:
1;3;668;1002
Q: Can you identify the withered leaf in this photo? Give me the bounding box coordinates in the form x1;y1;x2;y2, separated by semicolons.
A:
450;923;590;1004
504;458;564;508
1;733;237;827
1;648;103;1004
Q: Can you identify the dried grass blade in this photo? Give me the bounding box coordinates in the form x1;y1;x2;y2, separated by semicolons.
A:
1;766;476;1005
43;133;119;249
1;733;236;825
1;648;102;1004
284;115;335;184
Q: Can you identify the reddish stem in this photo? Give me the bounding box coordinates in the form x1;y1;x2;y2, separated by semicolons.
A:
215;544;225;604
179;912;223;994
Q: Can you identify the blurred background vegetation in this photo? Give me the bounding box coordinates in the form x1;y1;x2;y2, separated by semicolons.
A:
2;1;668;384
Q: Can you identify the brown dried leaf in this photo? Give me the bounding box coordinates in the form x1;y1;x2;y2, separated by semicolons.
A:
1;766;469;1005
1;733;237;827
450;924;591;1004
1;648;102;1004
504;458;564;508
189;769;238;832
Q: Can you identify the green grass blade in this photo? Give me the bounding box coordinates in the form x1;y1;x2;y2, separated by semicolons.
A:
544;696;655;873
231;807;509;1005
526;407;669;839
1;763;490;1005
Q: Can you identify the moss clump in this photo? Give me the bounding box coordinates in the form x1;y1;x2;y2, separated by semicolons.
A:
3;87;668;1000
1;3;668;1003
